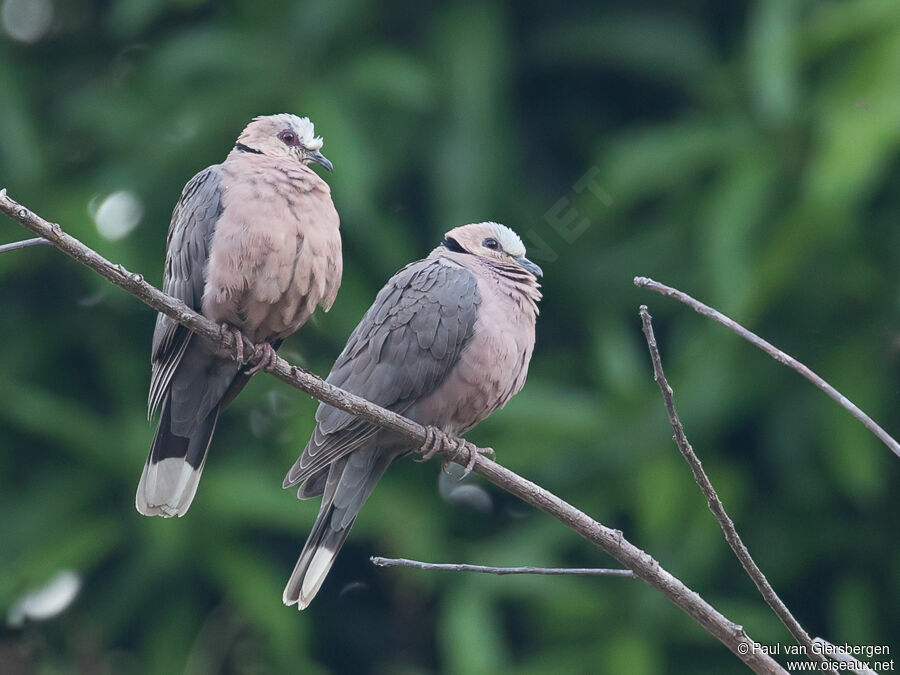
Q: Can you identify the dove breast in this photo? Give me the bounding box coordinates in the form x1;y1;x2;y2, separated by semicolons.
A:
201;155;341;344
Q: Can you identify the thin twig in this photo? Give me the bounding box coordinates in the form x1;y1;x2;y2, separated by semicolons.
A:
0;237;49;254
634;276;900;460
371;557;636;577
0;189;785;674
640;305;834;670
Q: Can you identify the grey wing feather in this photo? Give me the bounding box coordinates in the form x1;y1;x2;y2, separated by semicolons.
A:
283;259;480;487
148;166;224;418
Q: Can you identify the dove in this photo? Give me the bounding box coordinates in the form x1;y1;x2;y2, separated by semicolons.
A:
137;114;341;518
282;222;542;609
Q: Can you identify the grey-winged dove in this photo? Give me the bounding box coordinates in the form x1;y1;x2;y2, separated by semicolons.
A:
137;114;341;518
281;222;542;609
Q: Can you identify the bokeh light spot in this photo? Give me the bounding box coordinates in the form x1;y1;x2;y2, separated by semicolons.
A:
1;0;53;43
92;190;143;240
7;569;81;627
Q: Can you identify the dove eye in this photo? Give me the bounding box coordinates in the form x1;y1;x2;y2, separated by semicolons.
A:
482;237;501;251
278;130;299;146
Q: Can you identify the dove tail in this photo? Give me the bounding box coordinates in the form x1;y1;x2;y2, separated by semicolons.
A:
136;397;219;518
283;449;392;609
282;502;355;610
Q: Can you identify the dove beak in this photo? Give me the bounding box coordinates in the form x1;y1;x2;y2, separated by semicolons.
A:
515;256;543;278
307;150;333;172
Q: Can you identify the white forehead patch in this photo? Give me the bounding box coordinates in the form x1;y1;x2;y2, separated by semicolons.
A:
264;113;324;150
486;222;526;257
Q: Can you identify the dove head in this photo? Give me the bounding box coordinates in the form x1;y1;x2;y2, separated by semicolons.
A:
233;114;333;171
441;222;543;279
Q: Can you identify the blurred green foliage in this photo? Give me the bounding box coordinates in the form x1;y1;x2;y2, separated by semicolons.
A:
1;0;899;673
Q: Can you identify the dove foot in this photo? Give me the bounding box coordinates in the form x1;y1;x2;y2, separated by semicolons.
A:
220;323;247;364
247;342;278;375
416;426;445;462
460;442;494;478
416;426;494;478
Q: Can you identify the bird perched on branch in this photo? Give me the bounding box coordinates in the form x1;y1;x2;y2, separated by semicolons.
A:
282;222;542;609
137;114;341;518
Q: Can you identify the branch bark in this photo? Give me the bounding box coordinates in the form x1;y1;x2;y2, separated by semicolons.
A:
0;189;785;673
634;276;900;460
371;557;636;577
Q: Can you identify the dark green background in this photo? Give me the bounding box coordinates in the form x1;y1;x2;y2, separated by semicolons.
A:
1;0;898;673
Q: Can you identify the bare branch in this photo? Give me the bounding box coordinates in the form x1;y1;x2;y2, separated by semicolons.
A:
0;190;785;674
634;276;900;460
0;237;49;254
371;557;636;577
640;305;837;669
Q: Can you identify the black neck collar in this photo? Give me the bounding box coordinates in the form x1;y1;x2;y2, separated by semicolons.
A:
442;236;468;254
234;142;263;155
